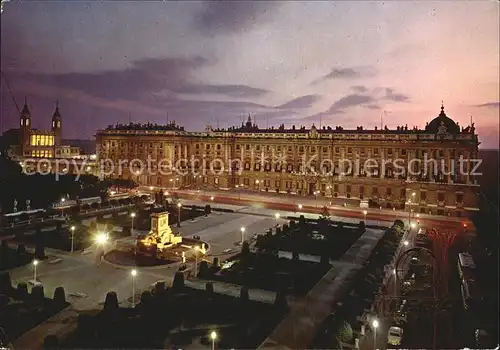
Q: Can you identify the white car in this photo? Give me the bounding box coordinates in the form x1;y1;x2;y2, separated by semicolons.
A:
387;326;403;346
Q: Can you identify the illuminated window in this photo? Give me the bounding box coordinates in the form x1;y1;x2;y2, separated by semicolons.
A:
26;119;29;126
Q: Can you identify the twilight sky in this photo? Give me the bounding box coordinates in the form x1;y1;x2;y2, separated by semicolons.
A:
1;1;499;148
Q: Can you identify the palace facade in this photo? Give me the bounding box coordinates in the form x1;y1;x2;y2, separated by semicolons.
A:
96;105;480;218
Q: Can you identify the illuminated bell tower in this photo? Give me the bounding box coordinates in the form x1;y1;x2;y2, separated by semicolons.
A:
51;100;62;146
19;97;31;149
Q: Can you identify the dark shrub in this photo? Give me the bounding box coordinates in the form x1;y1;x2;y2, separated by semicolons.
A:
198;261;210;278
140;291;152;305
43;334;59;349
205;282;214;294
31;284;45;302
103;291;119;313
17;282;28;300
240;286;249;301
154;281;166;296
173;271;185;290
359;220;366;232
241;241;250;256
212;257;219;268
0;294;8;307
393;219;405;230
204;204;211;216
274;287;288;309
53;287;66;304
16;243;26;255
0;272;12;295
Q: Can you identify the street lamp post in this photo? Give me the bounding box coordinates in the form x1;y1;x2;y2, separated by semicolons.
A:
32;259;39;281
408;192;416;228
177;203;182;227
131;269;137;307
240;227;245;245
372;319;379;348
193;246;200;277
70;226;76;253
61;197;66;218
210;331;217;350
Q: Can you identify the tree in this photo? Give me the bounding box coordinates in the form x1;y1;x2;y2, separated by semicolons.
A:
359;220;366;232
241;241;250;257
205;282;214;294
0;272;12;296
43;335;59;350
336;320;353;343
53;287;66;305
17;282;29;300
320;206;330;220
240;286;249;301
103;291;119;314
274;287;288;309
173;271;185;290
16;243;26;255
31;284;45;303
198;261;210;278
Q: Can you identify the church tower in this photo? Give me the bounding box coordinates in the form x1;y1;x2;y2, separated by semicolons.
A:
19;97;31;147
51;100;62;146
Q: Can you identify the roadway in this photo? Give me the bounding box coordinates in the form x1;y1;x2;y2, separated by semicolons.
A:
162;188;472;232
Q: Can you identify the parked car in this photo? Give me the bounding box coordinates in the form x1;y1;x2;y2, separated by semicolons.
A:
387;326;404;346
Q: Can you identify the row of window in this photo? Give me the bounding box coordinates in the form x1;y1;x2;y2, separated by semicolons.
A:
31;150;53;158
30;134;55;147
104;141;470;156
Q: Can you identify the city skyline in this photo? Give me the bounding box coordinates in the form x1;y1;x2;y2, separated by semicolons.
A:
1;1;499;148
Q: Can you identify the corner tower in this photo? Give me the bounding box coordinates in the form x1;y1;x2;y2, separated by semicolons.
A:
51;100;62;145
19;97;31;147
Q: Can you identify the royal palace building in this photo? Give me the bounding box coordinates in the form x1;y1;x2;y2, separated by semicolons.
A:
96;105;480;218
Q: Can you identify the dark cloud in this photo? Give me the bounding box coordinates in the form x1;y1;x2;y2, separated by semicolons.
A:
474;102;500;109
175;84;269;98
351;85;369;93
15;56;269;101
276;95;321;109
327;94;375;114
363;104;381;110
383;88;410;102
194;1;278;34
310;66;377;85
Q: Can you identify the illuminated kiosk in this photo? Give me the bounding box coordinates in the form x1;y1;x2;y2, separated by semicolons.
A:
136;211;206;260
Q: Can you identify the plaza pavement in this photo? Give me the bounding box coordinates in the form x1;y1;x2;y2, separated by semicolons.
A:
9;211;285;349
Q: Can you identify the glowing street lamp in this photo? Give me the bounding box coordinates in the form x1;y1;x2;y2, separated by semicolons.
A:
95;232;108;245
274;213;280;220
298;204;303;210
70;225;76;253
403;240;409;246
372;319;379;347
210;331;217;350
240;227;246;245
363;210;367;222
177;203;182;227
61;197;66;217
210;196;214;201
32;259;39;281
130;269;137;307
